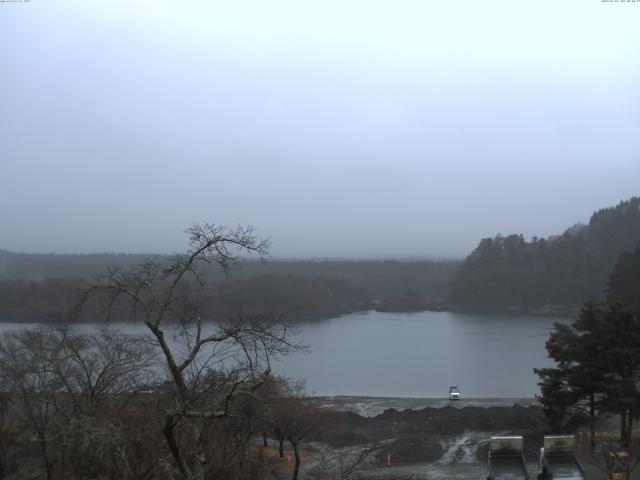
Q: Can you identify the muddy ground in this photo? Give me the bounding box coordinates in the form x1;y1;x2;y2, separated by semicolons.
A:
269;397;638;479
316;396;538;417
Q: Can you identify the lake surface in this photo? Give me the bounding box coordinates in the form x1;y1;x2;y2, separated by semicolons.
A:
0;310;565;398
277;310;564;397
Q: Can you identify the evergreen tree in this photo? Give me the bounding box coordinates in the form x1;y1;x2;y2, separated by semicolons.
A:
536;302;640;446
449;197;640;309
535;302;607;447
607;242;640;308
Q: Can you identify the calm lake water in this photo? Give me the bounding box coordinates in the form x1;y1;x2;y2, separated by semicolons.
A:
0;310;565;398
278;310;565;398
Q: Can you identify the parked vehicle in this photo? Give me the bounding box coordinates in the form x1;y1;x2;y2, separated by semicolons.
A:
449;385;460;400
487;436;529;480
537;435;585;480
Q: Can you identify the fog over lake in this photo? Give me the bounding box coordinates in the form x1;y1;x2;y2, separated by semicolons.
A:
0;311;563;398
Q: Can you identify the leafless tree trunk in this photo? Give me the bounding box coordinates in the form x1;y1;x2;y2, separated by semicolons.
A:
589;393;596;449
273;427;286;458
289;434;301;480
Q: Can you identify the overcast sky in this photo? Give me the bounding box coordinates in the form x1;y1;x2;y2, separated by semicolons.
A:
1;1;639;258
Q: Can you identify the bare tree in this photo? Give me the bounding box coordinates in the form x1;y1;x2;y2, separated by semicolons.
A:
306;442;379;480
266;382;323;480
44;323;158;415
0;329;60;480
78;223;300;480
262;376;299;457
286;398;322;480
0;324;160;479
0;394;18;480
238;373;291;452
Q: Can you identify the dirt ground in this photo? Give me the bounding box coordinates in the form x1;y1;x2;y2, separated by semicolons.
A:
269;397;640;480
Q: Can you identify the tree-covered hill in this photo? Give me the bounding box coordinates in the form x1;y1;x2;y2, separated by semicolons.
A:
447;197;640;310
0;251;458;322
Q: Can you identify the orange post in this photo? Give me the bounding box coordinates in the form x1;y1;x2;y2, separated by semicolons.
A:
287;455;293;468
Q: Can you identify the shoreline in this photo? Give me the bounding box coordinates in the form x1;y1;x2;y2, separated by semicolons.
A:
0;304;579;324
374;304;579;318
315;395;538;417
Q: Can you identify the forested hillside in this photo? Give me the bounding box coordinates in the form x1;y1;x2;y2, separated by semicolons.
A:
0;251;457;299
447;197;640;310
0;251;457;322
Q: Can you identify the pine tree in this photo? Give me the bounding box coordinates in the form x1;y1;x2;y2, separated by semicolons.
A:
536;302;640;446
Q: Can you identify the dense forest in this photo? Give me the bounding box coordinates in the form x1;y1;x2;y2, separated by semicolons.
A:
0;251;457;299
0;252;458;322
447;197;640;311
535;236;640;447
